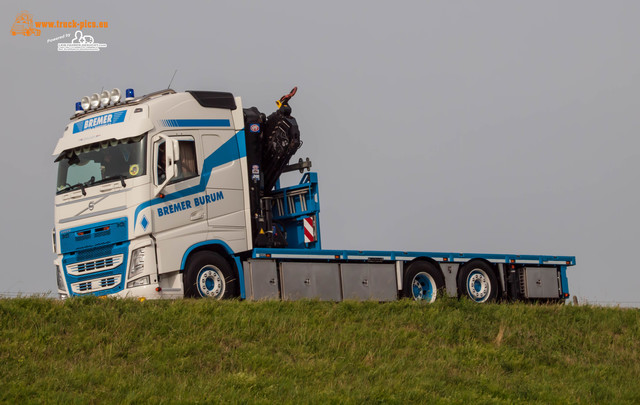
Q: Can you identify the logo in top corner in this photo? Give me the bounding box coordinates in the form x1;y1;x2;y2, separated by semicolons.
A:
58;30;107;52
10;11;41;37
10;11;109;41
249;124;260;133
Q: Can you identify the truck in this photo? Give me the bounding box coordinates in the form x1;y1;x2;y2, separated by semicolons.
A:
10;11;41;37
52;87;576;303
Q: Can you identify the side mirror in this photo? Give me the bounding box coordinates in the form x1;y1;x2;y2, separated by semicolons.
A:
154;135;180;196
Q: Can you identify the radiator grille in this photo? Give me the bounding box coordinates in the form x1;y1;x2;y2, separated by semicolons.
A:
71;275;122;294
76;245;115;261
66;254;124;276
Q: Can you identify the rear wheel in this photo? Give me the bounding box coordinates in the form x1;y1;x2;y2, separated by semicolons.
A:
184;251;237;299
458;260;498;303
403;261;445;303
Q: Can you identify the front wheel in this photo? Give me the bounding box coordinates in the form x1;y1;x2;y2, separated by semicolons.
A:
184;251;237;299
458;260;498;303
403;261;445;303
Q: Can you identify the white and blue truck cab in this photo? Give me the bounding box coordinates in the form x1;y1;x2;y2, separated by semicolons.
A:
53;87;576;303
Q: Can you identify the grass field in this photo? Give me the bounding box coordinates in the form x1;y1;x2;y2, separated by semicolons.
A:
1;297;639;404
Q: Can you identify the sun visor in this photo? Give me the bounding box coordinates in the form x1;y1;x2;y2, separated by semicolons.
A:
53;105;153;156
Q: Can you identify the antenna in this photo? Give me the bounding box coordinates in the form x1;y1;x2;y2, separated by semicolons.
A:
167;70;178;89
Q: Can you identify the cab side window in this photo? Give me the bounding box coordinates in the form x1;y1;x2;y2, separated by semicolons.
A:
177;140;197;180
155;138;198;184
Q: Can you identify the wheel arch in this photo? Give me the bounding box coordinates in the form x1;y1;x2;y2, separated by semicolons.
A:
404;256;444;279
181;240;244;297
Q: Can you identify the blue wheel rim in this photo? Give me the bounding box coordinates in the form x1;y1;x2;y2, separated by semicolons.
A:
196;266;225;298
466;269;490;302
412;273;436;303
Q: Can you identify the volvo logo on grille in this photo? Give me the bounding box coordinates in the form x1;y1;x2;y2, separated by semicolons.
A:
74;195;109;219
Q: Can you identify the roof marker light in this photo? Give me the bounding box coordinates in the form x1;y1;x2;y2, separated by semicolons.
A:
100;90;110;107
89;93;100;109
125;88;135;101
75;102;83;115
80;96;90;111
110;88;121;104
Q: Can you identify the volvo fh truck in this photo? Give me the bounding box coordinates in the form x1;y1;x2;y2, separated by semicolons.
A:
52;87;576;303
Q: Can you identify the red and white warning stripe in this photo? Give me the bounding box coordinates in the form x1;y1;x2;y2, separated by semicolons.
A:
303;216;316;243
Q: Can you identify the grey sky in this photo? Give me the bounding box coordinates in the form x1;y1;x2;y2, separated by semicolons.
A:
1;1;638;305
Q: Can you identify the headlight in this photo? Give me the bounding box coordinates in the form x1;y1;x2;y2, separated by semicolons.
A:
127;275;150;288
56;265;65;291
89;93;100;109
80;96;90;111
110;88;121;104
129;247;146;279
52;229;57;254
100;90;111;107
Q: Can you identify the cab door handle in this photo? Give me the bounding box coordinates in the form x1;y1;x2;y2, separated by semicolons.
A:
190;210;204;221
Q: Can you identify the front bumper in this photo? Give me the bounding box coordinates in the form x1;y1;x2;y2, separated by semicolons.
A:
55;237;181;299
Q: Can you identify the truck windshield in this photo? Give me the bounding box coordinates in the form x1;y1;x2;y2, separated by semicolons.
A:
56;135;147;194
